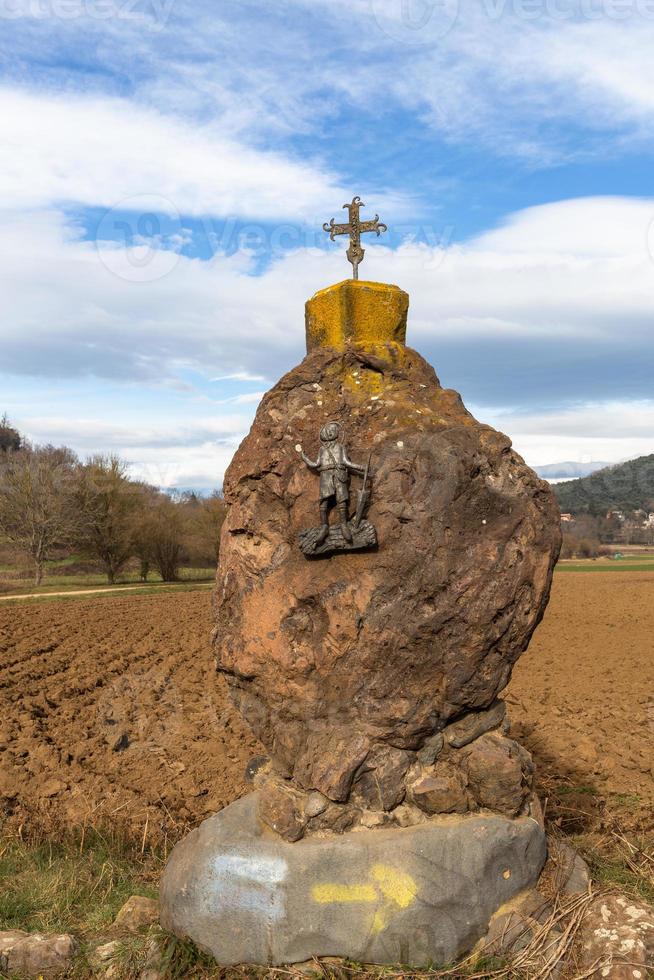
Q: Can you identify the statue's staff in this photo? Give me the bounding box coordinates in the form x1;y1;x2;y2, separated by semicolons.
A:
352;452;372;529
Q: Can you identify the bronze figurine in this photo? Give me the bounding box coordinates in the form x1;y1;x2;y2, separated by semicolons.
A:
297;422;377;557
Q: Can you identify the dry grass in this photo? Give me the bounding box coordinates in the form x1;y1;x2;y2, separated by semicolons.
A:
0;821;606;980
536;771;654;906
1;771;652;978
0;825;160;937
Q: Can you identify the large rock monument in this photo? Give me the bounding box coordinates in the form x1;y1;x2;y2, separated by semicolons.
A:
161;201;561;968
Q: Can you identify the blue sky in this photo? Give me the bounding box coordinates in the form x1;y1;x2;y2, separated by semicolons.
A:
1;0;654;488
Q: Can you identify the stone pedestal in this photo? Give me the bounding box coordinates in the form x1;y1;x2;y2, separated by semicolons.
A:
160;793;546;968
305;279;408;352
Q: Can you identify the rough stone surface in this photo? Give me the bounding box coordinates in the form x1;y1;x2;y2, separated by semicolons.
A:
215;336;560;801
90;940;122;978
113;895;160;933
305;279;409;352
258;772;307;841
350;744;411;811
416;732;444;766
304;791;329;818
464;734;532;817
0;930;76;977
408;765;469;814
160;792;547;967
444;699;506;748
578;894;654;980
548;839;592;895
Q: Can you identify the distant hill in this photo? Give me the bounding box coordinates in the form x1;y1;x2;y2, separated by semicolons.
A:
535;460;610;481
554;454;654;515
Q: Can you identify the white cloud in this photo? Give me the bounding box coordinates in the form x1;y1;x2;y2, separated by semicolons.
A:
3;194;654;484
211;372;266;382
0;86;351;218
479;400;654;466
4;2;654;168
18;414;251;489
3;195;654;378
346;6;654;158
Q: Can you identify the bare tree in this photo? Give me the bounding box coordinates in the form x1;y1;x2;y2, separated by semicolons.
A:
142;495;186;582
76;455;141;584
0;446;78;585
181;491;227;567
130;483;161;582
0;414;22;455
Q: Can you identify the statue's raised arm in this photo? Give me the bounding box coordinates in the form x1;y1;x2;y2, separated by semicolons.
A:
297;446;319;470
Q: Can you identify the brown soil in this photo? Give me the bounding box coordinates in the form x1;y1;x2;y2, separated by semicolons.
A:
0;592;260;842
0;574;652;843
508;572;654;802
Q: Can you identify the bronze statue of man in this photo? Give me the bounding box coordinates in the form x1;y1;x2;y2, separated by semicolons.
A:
299;422;365;544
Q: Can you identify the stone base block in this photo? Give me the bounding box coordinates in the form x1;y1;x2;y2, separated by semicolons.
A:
160;792;547;967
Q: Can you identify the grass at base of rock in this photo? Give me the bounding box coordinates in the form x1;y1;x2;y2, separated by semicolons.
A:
536;772;654;905
0;828;159;937
1;788;652;979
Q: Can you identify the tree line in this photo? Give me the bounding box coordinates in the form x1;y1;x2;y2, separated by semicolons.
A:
0;415;226;586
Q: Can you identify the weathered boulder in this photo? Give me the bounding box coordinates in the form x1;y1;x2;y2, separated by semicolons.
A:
444;698;507;748
408;764;469;815
0;930;75;977
160;791;547;967
214;282;560;803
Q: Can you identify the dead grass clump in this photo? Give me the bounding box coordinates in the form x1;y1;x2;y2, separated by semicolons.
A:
535;769;654;904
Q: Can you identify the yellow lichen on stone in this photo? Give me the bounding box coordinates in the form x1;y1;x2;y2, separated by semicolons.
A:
305;280;409;353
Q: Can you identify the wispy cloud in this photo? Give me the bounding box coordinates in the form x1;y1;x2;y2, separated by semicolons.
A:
481;400;654;467
211;372;267;382
3;1;654;172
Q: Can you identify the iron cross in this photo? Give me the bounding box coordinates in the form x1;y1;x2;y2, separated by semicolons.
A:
322;196;387;280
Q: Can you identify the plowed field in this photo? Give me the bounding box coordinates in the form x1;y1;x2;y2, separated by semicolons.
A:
0;574;652;841
0;592;260;841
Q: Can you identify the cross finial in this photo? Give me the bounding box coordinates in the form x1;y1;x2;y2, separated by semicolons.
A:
322;196;387;280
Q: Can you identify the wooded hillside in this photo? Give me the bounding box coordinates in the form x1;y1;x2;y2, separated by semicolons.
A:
554;454;654;515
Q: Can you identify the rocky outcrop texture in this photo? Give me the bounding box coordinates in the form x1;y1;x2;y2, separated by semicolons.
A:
215;338;560;817
249;715;542;840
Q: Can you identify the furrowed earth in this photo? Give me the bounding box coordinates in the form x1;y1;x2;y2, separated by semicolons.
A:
1;572;652;841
